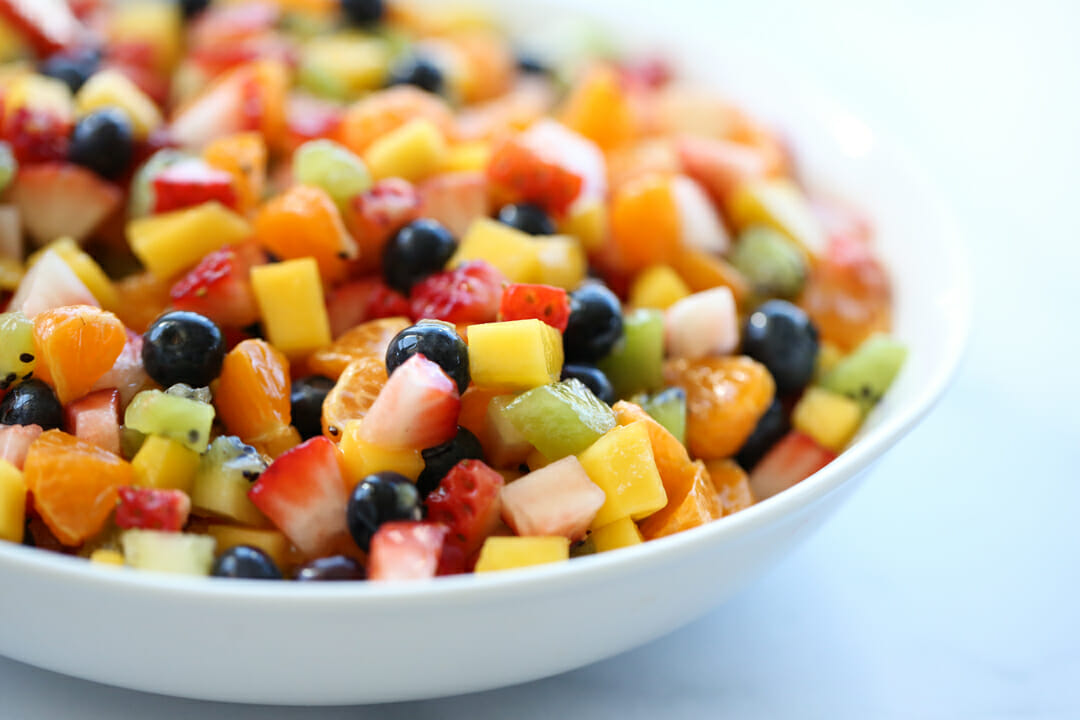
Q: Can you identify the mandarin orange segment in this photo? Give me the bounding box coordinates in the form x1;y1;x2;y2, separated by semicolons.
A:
609;174;681;273
322;356;388;441
560;65;636;151
307;316;410;380
338;86;455;156
612;400;697;500
112;271;173;334
254;185;358;283
23;430;134;546
705;459;755;516
638;460;721;540
671;248;750;307
450;30;516;104
663;356;775;461
214;339;293;444
32;306;126;405
458;386;500;440
203;132;268;216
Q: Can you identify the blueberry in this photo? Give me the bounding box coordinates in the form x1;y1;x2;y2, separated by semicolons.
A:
68;108;134;180
382;219;457;294
179;0;212;19
735;399;789;471
516;54;551;76
39;49;99;94
561;364;615;405
346;471;423;552
295;555;366;581
742;300;819;395
142;311;226;389
290;375;336;440
0;379;63;430
211;546;283;580
563;283;624;364
417;427;484;497
340;0;384;25
496;203;555;236
387;55;445;95
385;321;469;394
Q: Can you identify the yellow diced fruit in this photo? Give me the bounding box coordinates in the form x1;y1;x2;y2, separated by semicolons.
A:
467;319;563;392
89;549;125;566
726;178;825;257
3;74;73;122
28;238;118;310
76;69;163;140
128;202;252;279
251;258;332;359
629;265;692;310
559;199;607;254
590;516;643;553
300;35;390;99
0;459;26;543
535;236;587;291
0;19;30;62
451;218;540;283
205;525;291;571
579;421;668;528
792;387;863;452
131;436;201;494
108;1;183;74
440;142;491;173
340;419;424;487
363;118;447;183
474;536;569;573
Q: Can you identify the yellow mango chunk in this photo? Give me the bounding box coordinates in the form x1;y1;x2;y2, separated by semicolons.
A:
251;258;332;359
590;516;643;552
341;419;424;486
4;74;72;122
791;387;862;452
450;218;541;283
474;536;569;573
579;421;668;528
205;525;291;571
108;2;182;74
28;238;119;310
535;236;587;290
467;319;563;392
726;178;825;257
629;264;692;310
300;35;391;99
440;141;492;173
89;548;126;566
131;436;201;494
128;202;252;279
0;459;26;543
559;199;607;253
76;69;163;140
363;118;447;182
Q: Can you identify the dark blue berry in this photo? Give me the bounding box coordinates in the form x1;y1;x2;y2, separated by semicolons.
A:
0;379;63;430
211;546;283;580
68;108;134;180
295;555;366;581
742;300;819;395
39;49;99;94
516;54;550;76
735;398;789;471
347;471;423;552
341;0;384;25
382;219;457;294
290;375;336;440
561;364;615;405
497;203;555;236
387;55;444;95
386;321;469;394
563;283;624;364
142;311;226;389
417;427;484;497
179;0;211;19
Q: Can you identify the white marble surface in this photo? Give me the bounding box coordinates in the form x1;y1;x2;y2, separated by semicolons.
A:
2;0;1078;716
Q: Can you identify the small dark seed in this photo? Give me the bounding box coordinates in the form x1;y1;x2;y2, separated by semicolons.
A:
188;429;199;443
328;426;340;436
4;373;15;385
19;353;33;363
337;251;349;259
22;372;32;380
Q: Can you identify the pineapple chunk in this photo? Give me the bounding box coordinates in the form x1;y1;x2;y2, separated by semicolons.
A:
0;459;26;543
535;236;587;290
450;218;541;283
467;319;562;392
440;141;491;173
629;264;691;310
75;70;163;140
205;525;291;571
726;178;825;257
363;118;447;183
131;435;201;494
559;198;607;253
128;202;252;279
27;238;118;309
791;387;862;452
474;536;569;573
121;529;216;576
250;258;332;359
578;421;667;528
89;548;126;566
590;516;643;552
340;419;424;486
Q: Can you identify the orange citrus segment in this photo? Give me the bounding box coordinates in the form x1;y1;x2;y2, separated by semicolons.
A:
254;185;357;283
203;132;268;216
706;459;755;516
322;356;388;441
338;86;454;156
307;317;410;381
609;174;680;273
638;460;721;540
32;305;126;404
215;339;292;443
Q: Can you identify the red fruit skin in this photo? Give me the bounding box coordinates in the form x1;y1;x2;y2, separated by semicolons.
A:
0;107;70;164
409;261;507;325
425;459;505;557
487;137;583;216
284;94;343;153
64;388;121;456
7;163;122;246
0;423;43;470
359;354;460;450
248;436;351;558
169;244;267;328
748;431;836;501
152;159;239;214
345;178;422;258
0;0;81;56
498;283;571;332
115;486;191;532
325;278;411;339
367;521;448;582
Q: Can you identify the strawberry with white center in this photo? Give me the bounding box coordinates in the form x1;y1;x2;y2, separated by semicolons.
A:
748;431;836;501
65;388;121;456
8;163;122;247
417;172;490;239
115;487;191;532
8;249;99;318
367;521;448;581
359;354;460;450
516;119;606;214
664;287;739;360
671;175;730;255
0;423;42;470
169;244;267;328
152;158;239;214
0;0;82;56
499;456;604;541
325;278;410;339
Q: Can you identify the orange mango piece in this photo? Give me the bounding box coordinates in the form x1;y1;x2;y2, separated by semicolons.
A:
638;460;721;540
458;385;500;440
204;132;268;215
705;459;755;516
609;174;680;273
561;65;636;151
254;185;357;282
671;248;750;308
32;306;126;404
113;271;173;334
214;339;294;448
450;30;516;104
338;86;454;156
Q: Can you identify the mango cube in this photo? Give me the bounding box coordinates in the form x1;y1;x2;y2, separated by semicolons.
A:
341;419;424;486
107;1;183;74
451;218;541;283
590;516;643;552
726;178;825;257
629;264;691;310
535;235;587;290
791;387;862;452
128;202;252;279
363;118;447;182
467;319;563;392
0;459;26;543
440;141;492;173
559;199;607;253
578;421;667;528
251;258;332;359
298;35;391;100
131;435;201;494
76;69;163;140
89;548;126;566
205;525;291;571
474;536;569;573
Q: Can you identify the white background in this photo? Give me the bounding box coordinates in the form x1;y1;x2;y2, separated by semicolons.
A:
2;0;1078;716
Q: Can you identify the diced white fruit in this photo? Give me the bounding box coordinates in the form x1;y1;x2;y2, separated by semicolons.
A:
121;530;216;576
672;175;730;255
664;287;739;359
500;456;606;541
8;249;98;318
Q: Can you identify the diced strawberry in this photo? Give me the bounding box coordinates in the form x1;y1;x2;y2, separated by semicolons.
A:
115;486;191;532
325;277;410;339
284;93;343;153
425;459;505;556
0;0;82;56
618;56;674;91
170;63;278;149
8;163;122;247
359;354;460;450
64;388;120;456
169;244;266;328
499;456;605;541
247;436;350;557
409;260;506;325
90;329;151;406
0;423;43;470
498;283;570;332
1;106;70;164
487;135;583;216
748;431;836;501
8;248;99;318
152;158;239;213
367;521;448;581
344;178;422;260
676;134;769;205
417;172;490;239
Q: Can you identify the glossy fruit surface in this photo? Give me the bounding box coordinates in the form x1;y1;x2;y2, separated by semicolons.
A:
496;203;555;236
0;380;62;430
68;109;134;179
290;376;336;441
417;426;484;497
346;471;423;552
382;219;457;295
142;311;226;389
385;321;469;394
742;300;819;395
563;283;623;364
211;546;283;580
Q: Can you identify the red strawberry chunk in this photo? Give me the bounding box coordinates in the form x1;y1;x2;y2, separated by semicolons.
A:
64;388;120;456
425;459;505;556
498;283;570;332
359;354;460;450
345;178;422;257
0;423;43;470
115;487;191;532
748;431;836;501
248;436;350;558
169;244;266;327
409;260;506;325
676;135;769;205
8;163;122;247
367;521;448;581
487;136;583;216
1;107;70;164
152;158;239;214
325;278;410;339
0;0;82;56
285;93;343;150
417;171;490;239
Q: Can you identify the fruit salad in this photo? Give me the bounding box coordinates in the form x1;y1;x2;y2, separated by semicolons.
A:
0;0;906;581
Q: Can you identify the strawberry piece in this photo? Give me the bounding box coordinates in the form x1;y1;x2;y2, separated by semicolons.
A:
90;329;150;406
248;436;350;557
618;56;674;91
499;283;570;332
1;106;70;164
115;486;191;532
748;431;836;501
64;388;120;456
0;0;82;56
409;260;506;325
417;171;490;239
284;93;343;152
499;456;605;541
359;354;460;450
0;423;43;470
152;158;239;214
8;163;122;247
676;135;769;205
425;459;505;557
8;248;98;318
169;244;266;328
325;278;410;339
487;135;583;216
367;521;448;581
344;178;422;263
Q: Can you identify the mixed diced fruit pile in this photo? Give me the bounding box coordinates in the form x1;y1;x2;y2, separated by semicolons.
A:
0;0;906;581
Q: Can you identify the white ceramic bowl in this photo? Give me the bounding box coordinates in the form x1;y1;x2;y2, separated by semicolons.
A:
0;2;969;705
